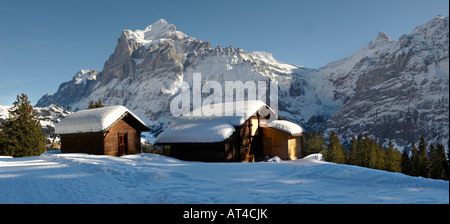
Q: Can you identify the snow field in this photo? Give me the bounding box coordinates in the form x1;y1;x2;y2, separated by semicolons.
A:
0;151;448;204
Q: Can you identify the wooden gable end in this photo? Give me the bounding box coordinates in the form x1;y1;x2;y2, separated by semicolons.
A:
104;118;142;156
60;113;148;156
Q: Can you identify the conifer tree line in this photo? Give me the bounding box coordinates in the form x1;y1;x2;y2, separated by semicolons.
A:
0;94;46;157
87;99;104;109
302;130;449;180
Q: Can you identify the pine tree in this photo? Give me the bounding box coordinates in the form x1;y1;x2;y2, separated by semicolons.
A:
302;130;326;157
323;131;345;164
88;100;96;109
447;141;450;180
314;131;327;154
357;134;366;167
385;139;402;172
416;137;431;178
301;131;312;157
401;147;411;175
410;141;420;176
87;99;104;109
0;127;6;154
353;133;367;167
0;94;46;157
368;138;385;170
348;135;357;165
95;99;104;108
428;143;448;180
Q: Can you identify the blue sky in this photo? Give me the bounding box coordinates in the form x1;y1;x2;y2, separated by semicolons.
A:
0;0;448;106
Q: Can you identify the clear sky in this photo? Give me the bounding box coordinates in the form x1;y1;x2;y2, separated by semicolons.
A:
0;0;448;106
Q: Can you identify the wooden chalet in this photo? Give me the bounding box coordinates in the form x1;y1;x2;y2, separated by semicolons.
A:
55;105;150;156
155;100;303;162
260;120;303;160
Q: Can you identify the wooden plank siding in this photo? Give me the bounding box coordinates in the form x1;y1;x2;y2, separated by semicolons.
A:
60;133;104;155
60;113;147;156
104;119;141;156
159;112;303;162
166;115;265;162
260;126;302;160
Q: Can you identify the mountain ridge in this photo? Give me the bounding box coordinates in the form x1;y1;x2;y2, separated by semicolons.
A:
36;16;449;147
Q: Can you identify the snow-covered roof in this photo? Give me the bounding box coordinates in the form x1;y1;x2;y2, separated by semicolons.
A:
268;120;303;135
55;105;148;134
156;100;277;143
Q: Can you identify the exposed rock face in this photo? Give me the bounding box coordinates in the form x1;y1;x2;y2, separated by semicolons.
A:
36;70;100;109
36;17;449;147
319;16;449;146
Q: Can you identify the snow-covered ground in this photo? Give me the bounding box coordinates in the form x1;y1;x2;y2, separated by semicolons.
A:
0;151;448;204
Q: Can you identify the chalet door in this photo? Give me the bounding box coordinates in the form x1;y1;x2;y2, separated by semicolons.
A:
118;133;128;155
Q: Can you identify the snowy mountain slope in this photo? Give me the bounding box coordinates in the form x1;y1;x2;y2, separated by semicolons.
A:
317;16;449;147
35;17;449;148
0;151;448;204
36;19;326;135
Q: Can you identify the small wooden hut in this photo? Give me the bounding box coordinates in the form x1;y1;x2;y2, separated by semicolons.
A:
55;105;150;156
155;100;303;162
260;120;303;160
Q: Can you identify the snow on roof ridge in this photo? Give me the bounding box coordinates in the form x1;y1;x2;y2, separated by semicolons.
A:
55;105;147;134
189;100;276;123
268;120;303;135
156;100;278;144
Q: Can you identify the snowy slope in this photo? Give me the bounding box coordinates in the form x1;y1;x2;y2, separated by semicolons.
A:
0;151;448;204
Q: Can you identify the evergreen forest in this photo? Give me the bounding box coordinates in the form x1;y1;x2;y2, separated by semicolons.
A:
302;130;449;181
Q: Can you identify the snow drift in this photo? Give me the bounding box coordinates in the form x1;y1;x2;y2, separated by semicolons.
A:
0;151;448;204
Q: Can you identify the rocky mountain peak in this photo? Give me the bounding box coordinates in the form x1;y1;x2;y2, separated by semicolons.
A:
367;31;392;49
410;15;449;42
143;19;175;34
126;19;188;46
73;70;99;85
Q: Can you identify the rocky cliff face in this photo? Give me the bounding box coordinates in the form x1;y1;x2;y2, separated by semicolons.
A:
36;17;449;147
37;69;100;109
318;16;449;147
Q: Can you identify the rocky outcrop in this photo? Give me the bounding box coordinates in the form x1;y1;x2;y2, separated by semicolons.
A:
36;70;100;110
320;16;449;146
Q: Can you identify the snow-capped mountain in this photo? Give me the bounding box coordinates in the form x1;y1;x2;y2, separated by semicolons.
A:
316;15;449;147
36;17;449;147
36;19;325;135
37;70;100;108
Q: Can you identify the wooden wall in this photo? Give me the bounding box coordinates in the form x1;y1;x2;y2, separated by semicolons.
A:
162;115;304;162
104;119;141;156
235;116;263;162
260;127;302;160
60;117;142;156
167;116;263;162
60;133;104;155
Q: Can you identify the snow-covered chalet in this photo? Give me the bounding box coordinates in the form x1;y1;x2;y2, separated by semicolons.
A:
55;105;150;156
155;100;303;162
